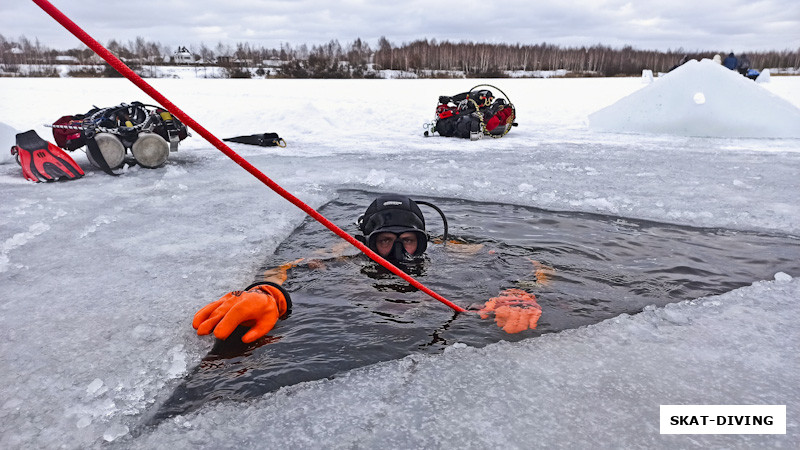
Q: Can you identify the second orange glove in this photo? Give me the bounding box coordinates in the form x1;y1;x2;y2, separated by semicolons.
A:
479;288;542;333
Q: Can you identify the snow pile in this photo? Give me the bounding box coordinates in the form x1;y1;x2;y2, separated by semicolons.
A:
0;121;18;165
589;59;800;138
756;69;771;84
641;69;654;84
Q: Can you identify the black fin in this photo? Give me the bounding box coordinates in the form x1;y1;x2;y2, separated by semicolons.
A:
223;133;285;147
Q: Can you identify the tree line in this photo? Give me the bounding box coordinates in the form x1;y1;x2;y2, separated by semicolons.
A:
1;33;798;78
372;38;800;76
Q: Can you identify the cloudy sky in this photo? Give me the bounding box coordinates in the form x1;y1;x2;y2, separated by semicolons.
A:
3;0;799;53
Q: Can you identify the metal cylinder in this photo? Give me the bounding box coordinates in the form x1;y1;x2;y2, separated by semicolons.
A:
131;132;169;168
87;132;126;169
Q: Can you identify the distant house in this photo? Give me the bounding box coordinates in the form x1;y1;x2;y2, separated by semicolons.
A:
55;55;79;64
262;59;283;68
173;46;194;64
3;47;25;63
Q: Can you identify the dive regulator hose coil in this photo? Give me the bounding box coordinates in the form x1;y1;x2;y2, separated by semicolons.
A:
33;0;466;313
49;102;186;171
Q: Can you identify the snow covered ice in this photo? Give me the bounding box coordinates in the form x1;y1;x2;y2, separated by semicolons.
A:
1;62;799;448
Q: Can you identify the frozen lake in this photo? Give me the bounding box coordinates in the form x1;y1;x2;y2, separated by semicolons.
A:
1;72;799;448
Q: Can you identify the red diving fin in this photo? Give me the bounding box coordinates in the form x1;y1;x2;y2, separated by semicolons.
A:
11;130;84;182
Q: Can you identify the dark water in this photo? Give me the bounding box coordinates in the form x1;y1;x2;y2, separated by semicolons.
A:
147;189;800;424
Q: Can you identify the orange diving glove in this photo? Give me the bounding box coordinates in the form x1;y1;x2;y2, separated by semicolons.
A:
479;288;542;334
192;282;292;343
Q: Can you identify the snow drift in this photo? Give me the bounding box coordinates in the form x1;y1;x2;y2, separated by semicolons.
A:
589;59;800;138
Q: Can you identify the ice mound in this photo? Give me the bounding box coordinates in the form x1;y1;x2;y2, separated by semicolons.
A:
0;121;19;164
589;59;800;138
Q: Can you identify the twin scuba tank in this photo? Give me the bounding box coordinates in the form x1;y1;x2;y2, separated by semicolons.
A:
52;102;189;170
425;84;517;140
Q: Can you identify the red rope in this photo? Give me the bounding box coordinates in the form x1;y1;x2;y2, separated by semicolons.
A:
33;0;466;313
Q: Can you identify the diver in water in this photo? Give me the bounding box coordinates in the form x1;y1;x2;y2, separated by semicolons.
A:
356;194;431;262
192;194;542;344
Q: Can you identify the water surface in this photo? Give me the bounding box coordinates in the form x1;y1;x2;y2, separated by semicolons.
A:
148;190;800;423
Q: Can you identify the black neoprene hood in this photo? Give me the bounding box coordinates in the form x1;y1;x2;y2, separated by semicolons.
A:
358;194;428;256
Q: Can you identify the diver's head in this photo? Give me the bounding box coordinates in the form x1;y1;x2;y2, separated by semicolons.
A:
357;194;428;262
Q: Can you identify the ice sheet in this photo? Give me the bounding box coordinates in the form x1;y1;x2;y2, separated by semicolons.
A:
0;74;798;448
